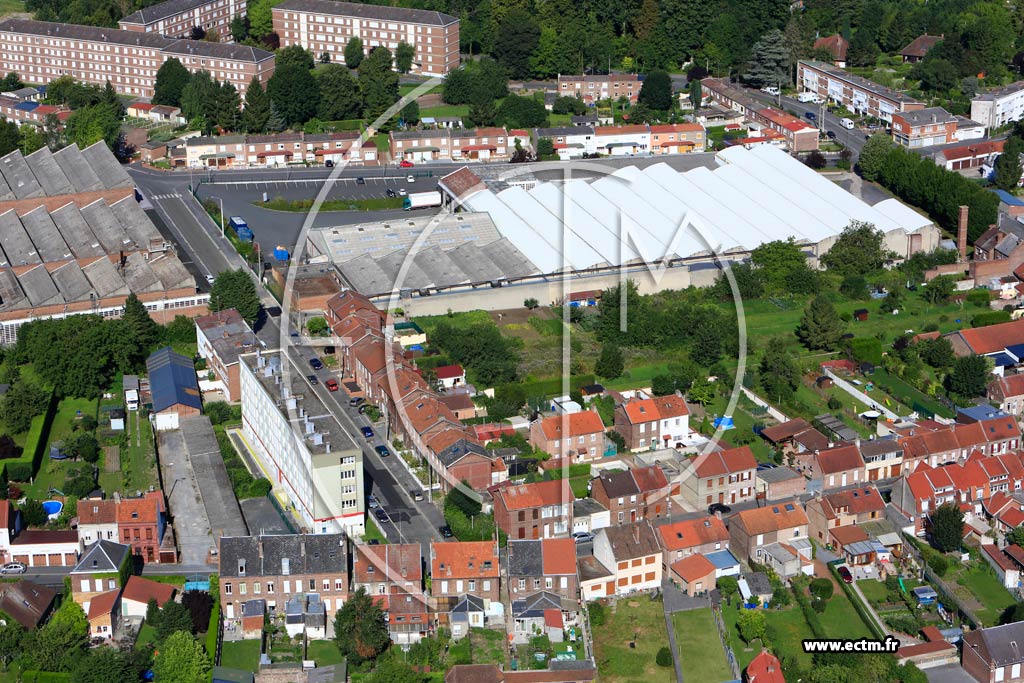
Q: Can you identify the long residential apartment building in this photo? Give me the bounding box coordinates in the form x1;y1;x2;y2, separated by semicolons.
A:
272;0;459;77
701;78;819;151
119;0;246;41
971;81;1024;130
0;18;274;99
239;350;366;537
796;60;923;122
556;74;640;106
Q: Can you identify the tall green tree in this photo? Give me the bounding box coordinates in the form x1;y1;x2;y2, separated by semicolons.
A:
365;658;424;683
994;136;1024;191
333;587;390;665
230;14;249;43
276;44;315;71
212;81;241;131
688;80;702;110
209;270;262;324
395;41;415;73
442;68;474;104
661;0;710;63
21;599;87;672
493;8;541;79
344;36;365;69
637;69;672;110
495;94;547;128
155;600;194;642
595;343;624;379
180;70;217;122
359;47;399;123
946;354;990;398
759;343;800;401
746;29;791;88
65;104;121;149
247;0;275;37
153;58;190;107
820;221;887;277
242;76;271;133
268;63;320;127
314;64;362;121
2;378;48;433
796;296;845;351
0;72;22;91
0;620;22;670
152;631;209;683
857;133;893;181
930;502;964;552
70;647;138;683
123;293;159;359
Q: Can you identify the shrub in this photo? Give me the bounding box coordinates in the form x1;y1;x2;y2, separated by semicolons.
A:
809;578;834;602
587;602;606;627
928;553;950;576
655;646;673;667
4;462;31;482
827;396;842;410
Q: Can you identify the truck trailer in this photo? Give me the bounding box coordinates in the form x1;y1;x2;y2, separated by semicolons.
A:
402;191;442;210
228;216;253;241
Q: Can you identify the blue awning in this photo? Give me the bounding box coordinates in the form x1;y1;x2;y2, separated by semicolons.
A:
990;352;1016;367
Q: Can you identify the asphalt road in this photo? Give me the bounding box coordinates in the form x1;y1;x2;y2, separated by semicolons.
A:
744;90;870;156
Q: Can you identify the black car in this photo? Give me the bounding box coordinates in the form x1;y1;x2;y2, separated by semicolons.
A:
309;357;323;370
375;445;390;457
386;189;396;198
325;159;334;168
356;177;365;185
358;404;370;414
349;397;365;407
361;426;375;439
307;375;318;385
708;503;732;515
826;130;836;139
439;525;454;538
805;111;817;121
374;508;388;522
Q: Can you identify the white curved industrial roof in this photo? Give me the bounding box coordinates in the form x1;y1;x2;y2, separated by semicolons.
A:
460;145;933;272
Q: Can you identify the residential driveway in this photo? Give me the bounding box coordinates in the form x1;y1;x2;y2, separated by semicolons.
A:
157;428;215;567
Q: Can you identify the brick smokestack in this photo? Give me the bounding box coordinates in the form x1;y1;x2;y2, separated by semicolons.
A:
958;205;969;262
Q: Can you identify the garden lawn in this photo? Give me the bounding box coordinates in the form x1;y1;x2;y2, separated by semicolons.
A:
954;566;1016;626
857;579;889;606
363;517;388;544
722;604;814;671
672;608;732;683
591;597;674;683
819;587;875;639
420;104;469;118
134;623;157;650
306;640;344;666
220;639;261;670
100;409;157;494
21;396;99;498
0;0;23;15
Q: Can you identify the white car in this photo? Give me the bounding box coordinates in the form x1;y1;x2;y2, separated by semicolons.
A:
761;86;780;96
406;175;415;183
398;188;407;196
205;274;215;284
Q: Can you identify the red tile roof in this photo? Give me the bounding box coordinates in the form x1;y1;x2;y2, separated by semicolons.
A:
434;365;465;380
819;486;885;518
115;497;159;525
658;516;729;552
813;34;848;62
733;503;808;535
87;589;120;620
431;541;499;579
947;318;1024;355
649;123;704;134
631;465;669;493
747;650;786;683
541;538;577;575
670;553;716;583
622;398;659;424
815;444;864;475
691;446;757;478
830;524;869;547
354;543;422;583
594;125;648;135
537;411;605;440
492;480;573;511
653;395;689;419
121;576;175;607
900;34;942;59
941;140;1004;162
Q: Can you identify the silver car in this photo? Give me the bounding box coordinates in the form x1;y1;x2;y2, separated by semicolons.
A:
0;562;25;575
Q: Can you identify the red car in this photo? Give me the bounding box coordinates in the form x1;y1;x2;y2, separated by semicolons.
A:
399;160;414;168
837;566;853;584
325;379;339;392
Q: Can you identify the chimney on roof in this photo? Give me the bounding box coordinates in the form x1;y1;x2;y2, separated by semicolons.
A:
958;205;969;262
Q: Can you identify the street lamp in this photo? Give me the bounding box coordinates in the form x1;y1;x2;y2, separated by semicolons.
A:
209;194;226;236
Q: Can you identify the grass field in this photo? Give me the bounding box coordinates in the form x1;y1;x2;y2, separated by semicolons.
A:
420;104;469;118
220;639;261;670
22;396;98;498
819;587;875;639
99;410;157;494
952;565;1016;626
256;196;403;212
0;0;24;15
135;623;157;650
306;640;344;665
672;608;733;683
723;604;815;671
592;597;674;683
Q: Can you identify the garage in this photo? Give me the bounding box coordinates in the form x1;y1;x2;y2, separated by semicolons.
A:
147;347;202;432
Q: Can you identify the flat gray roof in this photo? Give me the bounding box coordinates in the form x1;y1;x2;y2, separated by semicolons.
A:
178;416;249;540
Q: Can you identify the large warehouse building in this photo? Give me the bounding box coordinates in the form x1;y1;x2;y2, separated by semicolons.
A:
304;145;940;315
0;142;206;345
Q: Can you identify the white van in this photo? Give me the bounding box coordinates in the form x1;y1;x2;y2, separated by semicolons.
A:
761;86;780;96
840;117;855;130
797;92;816;103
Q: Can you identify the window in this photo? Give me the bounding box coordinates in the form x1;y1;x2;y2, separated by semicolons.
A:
518;579;525;590
545;577;552;589
283;580;291;594
225;583;232;595
533;579;541;589
468;580;476;591
254;583;261;595
267;583;274;594
239;583;247;595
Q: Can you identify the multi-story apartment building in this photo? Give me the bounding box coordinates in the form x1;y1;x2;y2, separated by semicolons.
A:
119;0;246;42
218;533;349;621
557;74;640;105
700;78;819;151
590;465;670;525
353;543;428;644
389;128;510;163
272;0;459;77
491;480;573;540
679;445;757;508
195;308;255;402
534;125;596;159
430;540;500;610
529;411;606;462
186;131;373;168
972;81;1024;130
797;60;923;122
0;18;274;99
506;538;577;601
805;486;885;545
891;107;959;147
239;351;365;536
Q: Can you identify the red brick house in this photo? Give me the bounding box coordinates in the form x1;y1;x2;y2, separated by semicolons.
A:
679;445;757;507
506;538;578;600
491;480;573;540
668;553;717;596
116;493;169;564
793;443;866;490
891;460;989;535
529;411;606;462
353;543;428;645
657;515;729;567
805;486;886;545
590;465;670;525
430;541;500;610
988;374;1024;416
613;396;691;452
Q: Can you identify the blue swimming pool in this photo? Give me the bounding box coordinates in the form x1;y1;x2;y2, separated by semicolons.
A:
42;501;62;518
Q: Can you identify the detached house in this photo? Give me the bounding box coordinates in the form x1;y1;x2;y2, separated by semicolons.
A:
679;445;757;508
590;465;670;525
805;486;886;545
430;541;500;611
530;411;606;462
491;480;573;540
506;538;578;601
585;521;662;597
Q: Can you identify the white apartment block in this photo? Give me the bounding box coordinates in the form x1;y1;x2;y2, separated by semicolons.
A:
972;81;1024;130
240;351;365;537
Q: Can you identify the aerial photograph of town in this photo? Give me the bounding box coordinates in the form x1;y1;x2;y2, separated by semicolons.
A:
8;0;1024;681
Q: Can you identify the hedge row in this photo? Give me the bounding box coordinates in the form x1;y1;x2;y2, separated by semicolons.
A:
828;562;887;640
22;673;71;683
790;580;826;639
6;390;58;483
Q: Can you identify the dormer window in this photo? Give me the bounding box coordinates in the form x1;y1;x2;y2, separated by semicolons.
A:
238;559;246;576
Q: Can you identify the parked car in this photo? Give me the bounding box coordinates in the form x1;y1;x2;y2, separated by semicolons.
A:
439;525;454;538
386;188;396;198
838;566;854;584
325;159;334;168
826;130;836;139
361;426;374;439
708;503;732;515
410;489;424;502
804;111;817;121
309;357;323;370
573;531;594;544
761;86;780;96
400;160;414;168
307;375;318;385
358;404;370;414
0;562;25;575
356;177;365;185
398;188;407;196
368;495;379;509
325;379;339;392
374;508;389;522
406;175;415;183
205;274;215;284
349;397;365;407
375;445;390;458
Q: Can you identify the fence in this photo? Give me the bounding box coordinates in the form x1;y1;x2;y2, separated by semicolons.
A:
900;532;982;629
710;604;741;681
